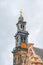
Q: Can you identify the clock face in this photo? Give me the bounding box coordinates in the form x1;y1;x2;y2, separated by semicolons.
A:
21;42;26;48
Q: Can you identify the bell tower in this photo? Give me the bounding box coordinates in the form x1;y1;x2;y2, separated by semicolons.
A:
12;10;29;65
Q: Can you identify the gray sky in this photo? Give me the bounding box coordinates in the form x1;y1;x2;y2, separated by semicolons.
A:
0;0;43;65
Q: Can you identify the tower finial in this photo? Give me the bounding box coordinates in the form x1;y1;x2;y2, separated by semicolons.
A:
20;9;22;17
19;9;24;21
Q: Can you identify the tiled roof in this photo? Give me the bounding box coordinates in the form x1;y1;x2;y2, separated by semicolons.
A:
33;47;43;61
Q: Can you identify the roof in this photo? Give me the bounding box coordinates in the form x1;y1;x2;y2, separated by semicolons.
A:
33;47;43;61
16;21;26;26
15;31;29;37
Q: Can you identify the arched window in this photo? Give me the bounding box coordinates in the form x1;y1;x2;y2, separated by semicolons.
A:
24;37;25;42
21;36;23;42
21;24;22;28
21;35;26;43
23;25;24;30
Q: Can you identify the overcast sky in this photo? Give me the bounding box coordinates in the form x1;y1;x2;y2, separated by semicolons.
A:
0;0;43;65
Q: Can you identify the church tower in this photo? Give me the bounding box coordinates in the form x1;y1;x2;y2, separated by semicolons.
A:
12;10;29;65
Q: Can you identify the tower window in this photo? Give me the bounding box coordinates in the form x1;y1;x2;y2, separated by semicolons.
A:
23;25;24;30
24;37;25;42
21;24;22;28
21;36;23;42
21;36;26;42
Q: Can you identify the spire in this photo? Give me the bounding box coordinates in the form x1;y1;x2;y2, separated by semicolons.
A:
20;9;22;17
18;9;24;22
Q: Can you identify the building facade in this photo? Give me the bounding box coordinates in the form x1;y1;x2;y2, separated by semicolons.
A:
12;11;43;65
